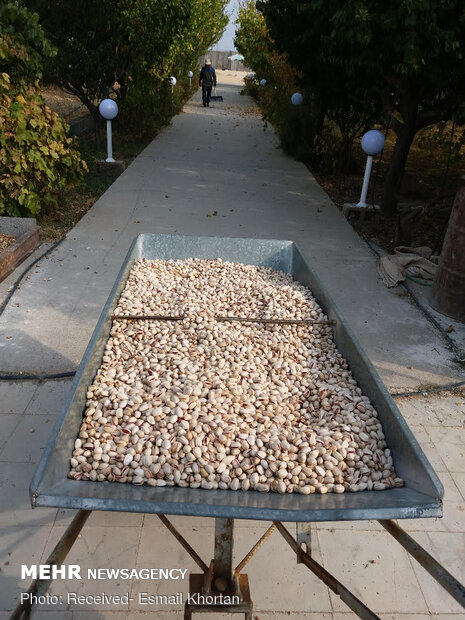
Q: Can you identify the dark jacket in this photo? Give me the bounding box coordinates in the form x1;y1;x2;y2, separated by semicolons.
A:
199;65;216;88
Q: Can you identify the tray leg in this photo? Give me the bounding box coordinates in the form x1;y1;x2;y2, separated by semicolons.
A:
185;573;252;619
10;509;91;620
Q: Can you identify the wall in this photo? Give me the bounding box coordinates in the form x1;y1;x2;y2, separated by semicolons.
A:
199;51;249;72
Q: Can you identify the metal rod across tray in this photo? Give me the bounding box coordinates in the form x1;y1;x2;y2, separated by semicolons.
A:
30;234;443;521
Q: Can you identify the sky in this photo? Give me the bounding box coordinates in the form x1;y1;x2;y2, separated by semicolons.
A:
215;0;240;51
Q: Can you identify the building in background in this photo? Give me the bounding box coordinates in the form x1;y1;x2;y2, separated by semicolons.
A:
199;51;248;72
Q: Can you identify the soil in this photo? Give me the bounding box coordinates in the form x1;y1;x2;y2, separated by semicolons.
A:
42;85;89;121
0;234;15;253
311;128;463;254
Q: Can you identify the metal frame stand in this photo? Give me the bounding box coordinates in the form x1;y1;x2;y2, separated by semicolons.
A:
10;510;465;620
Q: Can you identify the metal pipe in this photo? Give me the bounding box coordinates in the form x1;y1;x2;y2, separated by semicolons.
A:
214;518;234;581
111;315;334;326
357;155;374;207
216;316;335;325
111;315;185;321
157;515;209;573
274;521;381;620
105;120;115;163
234;524;276;575
379;519;465;608
10;509;92;620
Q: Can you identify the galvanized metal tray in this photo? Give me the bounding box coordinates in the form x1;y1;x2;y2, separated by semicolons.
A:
30;234;443;521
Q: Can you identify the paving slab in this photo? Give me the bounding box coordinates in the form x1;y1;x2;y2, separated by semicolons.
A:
0;524;53;612
0;75;463;391
129;523;213;612
231;525;332;614
0;412;21;452
425;426;465;473
452;472;465;501
24;379;72;415
0;414;55;463
317;528;429;615
0;380;37;413
408;531;465;615
0;462;58;528
40;525;142;612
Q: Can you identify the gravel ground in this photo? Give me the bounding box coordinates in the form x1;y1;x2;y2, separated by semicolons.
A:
41;85;89;121
0;233;15;253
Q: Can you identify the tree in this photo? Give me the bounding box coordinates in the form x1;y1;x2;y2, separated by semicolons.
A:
258;0;465;214
24;0;228;133
234;0;320;161
169;0;228;77
234;0;274;80
24;0;130;125
0;3;86;216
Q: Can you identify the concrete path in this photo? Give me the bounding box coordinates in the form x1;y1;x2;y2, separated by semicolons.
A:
0;72;464;619
0;73;463;391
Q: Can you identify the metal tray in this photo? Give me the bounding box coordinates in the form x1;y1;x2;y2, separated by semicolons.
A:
30;234;443;521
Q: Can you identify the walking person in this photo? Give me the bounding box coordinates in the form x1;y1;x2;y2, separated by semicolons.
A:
199;58;216;107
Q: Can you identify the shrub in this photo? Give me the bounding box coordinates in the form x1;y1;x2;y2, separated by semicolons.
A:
0;73;87;216
0;3;86;216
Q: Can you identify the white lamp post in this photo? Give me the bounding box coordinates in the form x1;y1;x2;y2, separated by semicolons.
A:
99;99;118;163
357;130;385;207
343;129;385;218
188;70;193;89
170;76;177;96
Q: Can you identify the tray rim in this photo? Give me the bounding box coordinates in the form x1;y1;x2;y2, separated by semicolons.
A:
30;232;443;521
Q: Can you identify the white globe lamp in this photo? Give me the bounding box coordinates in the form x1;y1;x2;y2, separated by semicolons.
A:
99;99;118;162
291;92;303;106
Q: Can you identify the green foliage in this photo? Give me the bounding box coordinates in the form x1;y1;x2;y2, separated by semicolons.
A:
0;3;86;217
25;0;228;135
118;0;228;135
0;2;53;83
235;1;375;170
234;0;273;80
417;121;465;167
235;2;322;164
257;0;465;212
25;0;125;116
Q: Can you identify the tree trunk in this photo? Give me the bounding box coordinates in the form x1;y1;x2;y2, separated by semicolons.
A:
381;122;417;215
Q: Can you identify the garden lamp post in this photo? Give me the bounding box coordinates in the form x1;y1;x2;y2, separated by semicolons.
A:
188;71;193;89
342;129;385;218
357;130;385;208
99;99;118;163
170;76;177;96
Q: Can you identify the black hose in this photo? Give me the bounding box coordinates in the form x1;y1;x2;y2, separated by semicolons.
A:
0;371;76;382
391;380;465;399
